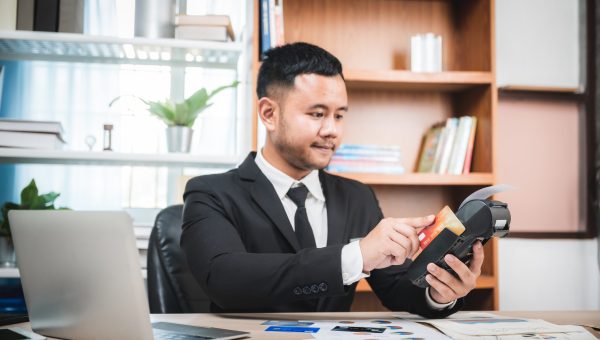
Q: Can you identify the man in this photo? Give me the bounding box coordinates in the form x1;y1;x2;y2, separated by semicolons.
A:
181;42;483;317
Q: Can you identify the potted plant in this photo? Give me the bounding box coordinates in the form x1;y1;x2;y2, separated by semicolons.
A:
0;179;68;267
110;80;239;153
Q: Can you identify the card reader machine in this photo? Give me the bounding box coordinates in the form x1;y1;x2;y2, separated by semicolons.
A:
407;199;511;288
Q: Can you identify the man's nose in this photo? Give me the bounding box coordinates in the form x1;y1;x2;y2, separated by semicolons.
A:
319;115;339;137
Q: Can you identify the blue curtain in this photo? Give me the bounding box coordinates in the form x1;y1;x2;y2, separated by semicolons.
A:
0;61;22;204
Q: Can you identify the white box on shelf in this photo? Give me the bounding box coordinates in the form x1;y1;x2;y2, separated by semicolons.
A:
410;33;442;73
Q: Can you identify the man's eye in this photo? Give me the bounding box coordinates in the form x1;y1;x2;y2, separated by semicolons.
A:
310;112;324;118
335;114;344;120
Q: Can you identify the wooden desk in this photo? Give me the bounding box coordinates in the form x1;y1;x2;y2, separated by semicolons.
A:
6;311;600;339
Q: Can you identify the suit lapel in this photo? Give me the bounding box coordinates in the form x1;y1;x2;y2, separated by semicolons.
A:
320;171;348;246
239;153;301;252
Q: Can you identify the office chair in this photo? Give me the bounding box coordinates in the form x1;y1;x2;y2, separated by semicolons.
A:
147;204;211;313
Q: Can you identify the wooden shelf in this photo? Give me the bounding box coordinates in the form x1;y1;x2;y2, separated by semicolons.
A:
0;267;148;279
345;70;493;92
355;275;496;292
330;172;494;186
498;85;583;94
0;148;241;168
0;30;242;69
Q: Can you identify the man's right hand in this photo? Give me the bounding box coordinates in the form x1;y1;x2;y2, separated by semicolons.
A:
359;215;435;272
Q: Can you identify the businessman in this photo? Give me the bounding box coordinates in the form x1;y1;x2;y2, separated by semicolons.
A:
181;42;483;317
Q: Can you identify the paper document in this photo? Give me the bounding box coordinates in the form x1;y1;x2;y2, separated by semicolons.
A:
421;315;595;340
459;184;515;209
301;319;450;339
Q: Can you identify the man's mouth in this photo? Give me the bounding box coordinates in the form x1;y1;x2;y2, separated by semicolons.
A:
311;143;335;152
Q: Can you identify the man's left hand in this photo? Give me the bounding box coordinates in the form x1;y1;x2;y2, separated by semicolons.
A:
425;241;484;304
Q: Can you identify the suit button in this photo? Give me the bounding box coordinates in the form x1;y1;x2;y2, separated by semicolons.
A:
319;282;328;292
293;287;302;295
302;286;311;295
311;284;319;294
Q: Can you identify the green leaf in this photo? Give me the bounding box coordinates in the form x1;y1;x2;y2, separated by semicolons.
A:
29;196;48;209
40;192;60;205
148;100;177;126
0;203;21;237
206;80;239;102
20;179;38;205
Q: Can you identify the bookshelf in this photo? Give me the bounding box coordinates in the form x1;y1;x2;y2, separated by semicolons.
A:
0;30;242;69
0;148;241;168
252;0;499;310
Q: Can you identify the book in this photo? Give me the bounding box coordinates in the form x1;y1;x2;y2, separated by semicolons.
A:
175;26;234;42
0;119;64;136
448;116;473;175
174;15;235;41
274;0;285;47
0;0;17;30
16;0;34;30
462;117;477;174
174;15;231;27
434;117;458;174
416;123;444;173
58;0;84;34
33;0;60;32
260;0;271;55
0;130;65;149
327;164;405;174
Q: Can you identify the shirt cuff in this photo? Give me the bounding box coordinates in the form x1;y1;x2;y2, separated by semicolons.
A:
425;287;457;310
341;240;370;285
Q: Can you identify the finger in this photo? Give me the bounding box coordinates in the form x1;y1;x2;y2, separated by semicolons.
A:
425;274;456;302
469;241;485;275
386;239;408;263
387;230;413;254
444;254;476;291
427;263;463;296
391;223;420;256
396;215;435;229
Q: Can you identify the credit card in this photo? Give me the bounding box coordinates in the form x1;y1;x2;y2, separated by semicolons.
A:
261;320;314;326
417;205;465;250
331;326;386;333
264;326;320;333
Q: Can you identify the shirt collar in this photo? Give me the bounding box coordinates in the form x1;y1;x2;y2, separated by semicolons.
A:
255;149;325;202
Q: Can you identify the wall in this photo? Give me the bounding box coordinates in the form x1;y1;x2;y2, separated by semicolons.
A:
496;0;584;89
498;238;600;310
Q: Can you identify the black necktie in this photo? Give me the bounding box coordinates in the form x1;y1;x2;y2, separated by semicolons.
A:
286;184;317;249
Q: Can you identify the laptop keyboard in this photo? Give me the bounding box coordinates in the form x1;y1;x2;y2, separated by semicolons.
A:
0;314;29;326
153;329;212;340
152;322;248;340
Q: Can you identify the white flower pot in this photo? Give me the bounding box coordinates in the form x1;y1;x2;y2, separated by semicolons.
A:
166;126;193;153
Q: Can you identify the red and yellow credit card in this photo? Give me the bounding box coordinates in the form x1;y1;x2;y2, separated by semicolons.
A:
417;205;465;251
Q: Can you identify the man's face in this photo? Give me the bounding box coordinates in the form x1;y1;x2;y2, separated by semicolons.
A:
270;73;348;172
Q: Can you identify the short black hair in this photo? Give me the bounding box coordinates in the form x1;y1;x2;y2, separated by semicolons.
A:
256;42;344;99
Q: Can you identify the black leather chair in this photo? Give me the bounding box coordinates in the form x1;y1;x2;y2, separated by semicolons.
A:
147;204;211;313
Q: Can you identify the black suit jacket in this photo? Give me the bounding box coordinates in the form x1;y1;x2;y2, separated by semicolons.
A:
181;152;462;317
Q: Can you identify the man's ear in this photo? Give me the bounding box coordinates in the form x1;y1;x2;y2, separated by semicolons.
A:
257;97;279;132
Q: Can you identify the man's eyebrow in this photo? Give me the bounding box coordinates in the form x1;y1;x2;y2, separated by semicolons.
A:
307;104;348;112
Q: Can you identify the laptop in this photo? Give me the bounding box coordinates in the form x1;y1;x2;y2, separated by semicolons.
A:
8;210;249;340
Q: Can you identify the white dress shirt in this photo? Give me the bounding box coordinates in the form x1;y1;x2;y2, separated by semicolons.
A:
254;149;454;310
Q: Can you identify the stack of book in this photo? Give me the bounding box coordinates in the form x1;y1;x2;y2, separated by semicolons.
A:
415;116;477;175
134;223;152;269
327;144;405;174
174;15;235;42
0;119;65;150
259;0;285;55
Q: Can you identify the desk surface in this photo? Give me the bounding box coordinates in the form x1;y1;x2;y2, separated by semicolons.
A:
7;311;600;339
